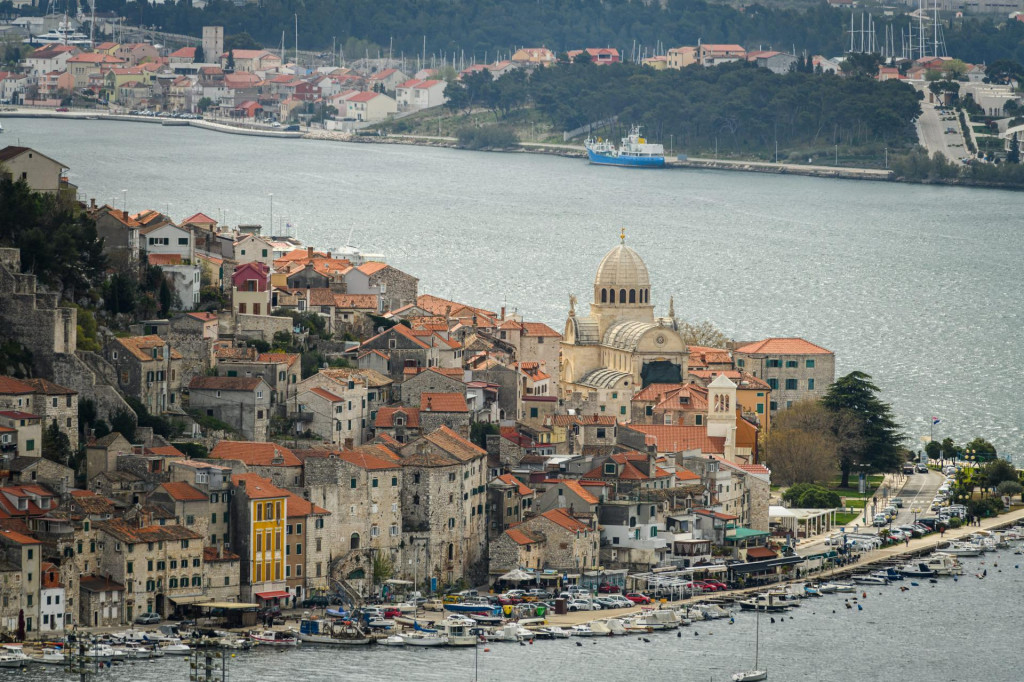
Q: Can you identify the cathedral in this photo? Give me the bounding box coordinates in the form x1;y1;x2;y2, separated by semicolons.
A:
559;233;690;417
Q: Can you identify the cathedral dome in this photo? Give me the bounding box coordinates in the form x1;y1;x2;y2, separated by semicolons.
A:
593;237;652;307
595;244;650;290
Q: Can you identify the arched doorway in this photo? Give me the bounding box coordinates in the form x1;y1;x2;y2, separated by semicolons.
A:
351;532;360;550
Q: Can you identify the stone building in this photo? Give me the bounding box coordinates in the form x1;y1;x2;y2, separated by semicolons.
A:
398;427;488;588
92;520;204;620
106;335;184;415
167;459;233;547
418;392;470;437
147;481;212;545
283;491;330;601
85;432;133;481
373;406;421;444
90;206;141;270
214;352;300;405
202;544;241;603
488;508;599;578
560;235;689;418
355;324;460;385
301;447;403;597
732;338;835;414
348;262;419;312
0;529;42;635
77;575;124;628
486;473;535;541
23;378;78;449
187;376;272;441
290;374;369;448
399;367;465;407
209;441;303;489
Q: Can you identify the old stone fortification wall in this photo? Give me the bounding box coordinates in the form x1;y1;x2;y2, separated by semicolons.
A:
54;352;135;428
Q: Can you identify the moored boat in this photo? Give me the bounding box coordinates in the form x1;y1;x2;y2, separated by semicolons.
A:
296;618;370;645
584;125;666;168
400;631;448;647
248;630;298;647
897;562;937;578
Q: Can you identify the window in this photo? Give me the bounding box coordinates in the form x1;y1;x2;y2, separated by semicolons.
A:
170;560;178;570
296;523;302;534
181;539;189;549
620;406;626;415
756;403;764;414
737;359;745;367
786;360;798;368
26;439;34;452
767;378;778;390
178;237;189;245
350;477;357;489
296;543;302;555
808;378;815;390
766;359;781;368
806;359;815;368
530;407;538;418
391;476;398;487
596;428;606;438
785;379;798;390
256;534;262;552
372;478;378;488
186;515;195;525
695;414;703;425
604;463;616;475
770;401;778;411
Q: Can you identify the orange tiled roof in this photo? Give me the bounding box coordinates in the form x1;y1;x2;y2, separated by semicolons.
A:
539;508;590;532
546;478;598;504
230;473;290;499
158;481;207;502
309;387;343;402
495;473;534;496
0;377;35;395
113;335;182;361
416;294;495;318
210;441;300;467
285;491;330;517
420;392;468;413
422;426;486;462
204;545;241;562
375;407;420;428
334;449;400;471
506;528;542;545
734;338;832;355
631;383;682;402
521;322;561;338
628;425;726;454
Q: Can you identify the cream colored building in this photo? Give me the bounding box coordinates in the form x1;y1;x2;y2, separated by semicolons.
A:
560;236;689;419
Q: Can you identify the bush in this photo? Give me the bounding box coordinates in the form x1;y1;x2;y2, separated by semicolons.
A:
782;483;841;508
947;517;963;529
456;125;519;150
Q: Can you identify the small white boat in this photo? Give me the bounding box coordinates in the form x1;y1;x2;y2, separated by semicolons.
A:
400;631;448;647
816;583;838;594
32;647;66;665
832;583;856;593
0;645;29;668
925;553;964;576
589;621;612;636
249;630;298;646
852;574;888;585
380;635;405;646
636;608;680;630
570;624;596;637
686;607;705;621
733;608;767;682
943;543;982;557
159;642;193;655
439;618;480;646
536;626;571;639
82;643;115;661
484;622;534;642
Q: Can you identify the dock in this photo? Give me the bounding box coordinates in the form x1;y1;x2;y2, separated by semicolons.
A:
668;156;894;181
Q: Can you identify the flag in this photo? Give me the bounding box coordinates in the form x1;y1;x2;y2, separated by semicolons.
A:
931;417;941;425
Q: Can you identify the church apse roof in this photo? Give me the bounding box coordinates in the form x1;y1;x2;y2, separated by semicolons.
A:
577;368;631;389
602;321;660;352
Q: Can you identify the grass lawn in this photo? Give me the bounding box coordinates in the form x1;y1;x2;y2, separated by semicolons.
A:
834;512;861;525
844;499;867;509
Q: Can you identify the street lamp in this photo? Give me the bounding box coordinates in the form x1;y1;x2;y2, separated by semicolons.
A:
268;193;274;232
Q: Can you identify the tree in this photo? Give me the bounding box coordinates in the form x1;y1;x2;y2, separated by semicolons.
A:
42;421;72;466
572;51;593;64
224;32;260;52
984;59;1024;86
781;483;840;508
372;551;394;590
996;480;1023;501
109;409;137;443
92;419;110;438
821;371;903;487
924;440;941;462
105;273;137;316
965;437;997;461
981;459;1016;490
943;59;969;80
470;422;499;449
940;437;958;462
194;44;205;63
197;97;214;113
443;79;469;113
677;320;728;348
1009;134;1020;165
762;401;839;485
158;277;173;317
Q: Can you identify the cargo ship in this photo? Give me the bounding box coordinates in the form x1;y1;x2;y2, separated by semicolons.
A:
584;125;665;168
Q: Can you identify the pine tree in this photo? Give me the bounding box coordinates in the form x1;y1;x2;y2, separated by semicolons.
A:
1008;133;1020;164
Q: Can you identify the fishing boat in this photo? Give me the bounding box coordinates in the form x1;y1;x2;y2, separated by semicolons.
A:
870;568;904;581
0;645;29;668
248;630;299;647
815;583;838;594
439;617;480;646
483;622;534;642
733;609;768;682
832;583;856;594
159;642;192;655
295;618;369;645
925;553;964;576
636;608;680;630
584;125;665;168
569;624;596;637
32;647;66;665
897;562;937;578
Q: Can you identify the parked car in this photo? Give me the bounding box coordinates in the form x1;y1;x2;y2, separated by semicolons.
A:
693;581;720;592
497;595;522;605
423;599;444;611
567;599;596;612
703;579;728;591
892;498;904;508
134;612;160;625
624;593;652;604
301;596;329;608
383;608;402;619
597;583;621;594
873;513;889;527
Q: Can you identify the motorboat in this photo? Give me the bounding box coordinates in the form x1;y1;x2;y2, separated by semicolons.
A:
82;643;115;661
570;624;596;637
439;617;480;646
925;553;964;576
400;631;448;647
815;583;838;594
159;642;192;655
296;618;371;645
0;645;29;668
686;607;705;621
852;574;889;585
380;635;405;646
739;594;791;613
871;568;904;581
803;585;822;597
943;543;982;557
699;603;732;619
636;608;680;630
589;621;613;636
832;583;856;593
484;622;534;642
897;562;938;578
32;647;66;665
249;629;298;646
604;619;628;636
535;626;571;639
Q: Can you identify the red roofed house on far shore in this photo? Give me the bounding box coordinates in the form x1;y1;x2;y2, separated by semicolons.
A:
732;337;834;414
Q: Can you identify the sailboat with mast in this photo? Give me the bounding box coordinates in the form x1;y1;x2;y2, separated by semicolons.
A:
732;610;767;682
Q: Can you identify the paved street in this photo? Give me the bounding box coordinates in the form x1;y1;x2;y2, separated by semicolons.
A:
916;98;968;163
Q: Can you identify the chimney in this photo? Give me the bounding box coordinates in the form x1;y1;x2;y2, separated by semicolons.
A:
217;539;224;559
90;198;96;209
307;246;313;258
123;210;129;221
501;306;505;320
425;396;432;411
327;252;331;259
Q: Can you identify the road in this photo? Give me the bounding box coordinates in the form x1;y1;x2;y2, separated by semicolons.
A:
916;98;968;163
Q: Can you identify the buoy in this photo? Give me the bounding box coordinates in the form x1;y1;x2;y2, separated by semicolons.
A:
770;618;775;624
694;631;699;636
643;638;651;643
484;648;491;652
677;631;682;638
862;592;867;598
845;603;852;609
575;642;582;647
857;604;863;611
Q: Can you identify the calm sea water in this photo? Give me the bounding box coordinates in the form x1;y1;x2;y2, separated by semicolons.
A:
9;119;1023;461
13;549;1024;681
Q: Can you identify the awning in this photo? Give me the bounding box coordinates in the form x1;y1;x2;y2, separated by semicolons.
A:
169;595;209;605
727;556;805;575
255;590;291;600
195;602;260;609
726;528;771;541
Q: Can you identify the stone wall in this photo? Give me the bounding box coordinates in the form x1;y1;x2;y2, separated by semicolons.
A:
52;353;135;431
419;411;470;438
370;268;418;312
233;313;292;341
401;372;463;408
470;366;519;421
203;554;241;602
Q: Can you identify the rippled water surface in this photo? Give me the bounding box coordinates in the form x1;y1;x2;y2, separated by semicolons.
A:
13;119;1023;459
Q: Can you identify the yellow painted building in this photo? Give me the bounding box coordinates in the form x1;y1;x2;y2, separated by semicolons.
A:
231;474;288;603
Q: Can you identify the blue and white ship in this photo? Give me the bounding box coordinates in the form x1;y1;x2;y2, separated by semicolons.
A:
584;125;665;168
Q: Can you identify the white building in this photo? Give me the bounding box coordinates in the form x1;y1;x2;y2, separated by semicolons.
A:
395;79;448;112
141;223;195;262
344;91;397;123
39;562;66;635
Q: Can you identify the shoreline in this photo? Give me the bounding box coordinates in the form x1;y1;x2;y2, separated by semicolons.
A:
6;107;1021;190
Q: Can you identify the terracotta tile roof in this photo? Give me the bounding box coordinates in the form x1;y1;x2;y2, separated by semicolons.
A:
204;546;240;562
158;481;207;502
521;322;561;338
420;392;468;413
186;311;218;322
0;377;35;395
284;491;329;517
0;410;40;420
734;338;833;355
495;473;534;496
375;432;402;449
516;362;550;382
654;385;708;413
210;441;300;467
627;425;726;454
356;261;387;276
333;294;378;310
95;520;201;543
183;212;217;225
675;469;701;482
113;335;182;361
309;387;344;402
506;528;542;546
231;473;290;499
422;426;486;462
550;414;618;427
357;443;401;462
631;383;682;402
334;449;400;471
539;508;590;533
687;370;772;390
375;407;420;428
148;254;183;266
318;367;392;388
214;346;258;361
694;508;739;521
546;478;598;504
78;575;125;592
189;376;264;391
145;445;184;458
416;294;495;317
745;546;777;560
359;323;431;351
404;367;464;382
0;528;41;544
